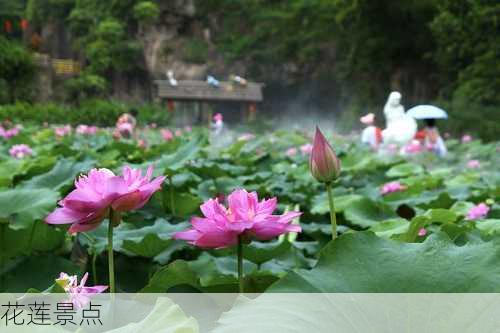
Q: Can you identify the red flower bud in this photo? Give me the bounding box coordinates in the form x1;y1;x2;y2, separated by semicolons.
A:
309;127;341;183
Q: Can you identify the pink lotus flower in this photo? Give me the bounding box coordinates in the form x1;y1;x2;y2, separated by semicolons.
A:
173;189;302;248
161;129;174;141
461;134;472;143
9;144;32;159
137;139;147;149
45;166;165;233
0;125;20;139
54;125;72;137
466;203;489;220
151;123;157;129
418;228;427;236
184;126;192;132
286;147;298;157
76;124;98;135
466;159;480;169
380;181;406;195
309;127;341;183
213;113;223;122
56;272;107;308
360;113;375;125
175;129;183;137
403;140;423;154
300;143;313;155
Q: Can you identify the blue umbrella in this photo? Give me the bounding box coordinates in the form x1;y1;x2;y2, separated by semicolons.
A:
407;105;448;120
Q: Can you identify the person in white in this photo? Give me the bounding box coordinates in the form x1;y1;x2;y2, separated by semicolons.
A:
420;119;448;157
381;91;417;146
360;113;381;149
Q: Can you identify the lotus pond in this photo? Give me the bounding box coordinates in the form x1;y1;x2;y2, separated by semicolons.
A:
0;125;499;294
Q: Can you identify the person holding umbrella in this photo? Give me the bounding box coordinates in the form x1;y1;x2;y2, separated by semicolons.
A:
408;105;448;157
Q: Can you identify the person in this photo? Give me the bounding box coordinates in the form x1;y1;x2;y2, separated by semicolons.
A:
381;91;417;146
212;113;224;135
360;113;382;149
114;109;138;139
415;119;447;157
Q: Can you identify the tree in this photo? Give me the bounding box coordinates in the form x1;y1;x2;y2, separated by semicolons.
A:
0;36;36;103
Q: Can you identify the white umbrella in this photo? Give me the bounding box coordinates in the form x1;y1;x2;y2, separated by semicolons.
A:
406;105;448;120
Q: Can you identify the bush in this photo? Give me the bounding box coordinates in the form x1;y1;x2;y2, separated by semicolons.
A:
133;1;160;24
439;88;500;142
64;72;108;101
0;37;36;103
0;100;172;127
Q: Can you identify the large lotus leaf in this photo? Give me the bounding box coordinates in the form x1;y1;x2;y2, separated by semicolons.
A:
0;222;65;261
128;136;201;176
445;172;481;188
343;198;398;228
369;218;409;238
213;293;500;333
300;222;351;241
450;201;475;217
395;209;457;243
163;191;202;217
0;188;59;229
142;254;268;293
188;160;246;178
70;133;109;151
269;232;500;292
412;190;454;209
310;192;364;215
156;137;201;173
445;185;472;200
340;153;382;173
196;177;245;201
0;158;23;187
0;255;81;292
242;240;291;265
108;298;199;333
21;158;95;191
423;208;457;224
82;219;189;260
95;149;122;168
475;219;500;235
386;162;424;178
171;172;202;187
16;155;58;180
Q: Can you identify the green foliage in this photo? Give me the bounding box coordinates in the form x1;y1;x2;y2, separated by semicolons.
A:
429;0;500;140
430;0;500;104
64;71;108;101
25;0;74;25
0;100;172;126
183;38;209;64
270;232;500;292
96;18;126;41
0;37;36;103
0;125;498;292
133;1;159;23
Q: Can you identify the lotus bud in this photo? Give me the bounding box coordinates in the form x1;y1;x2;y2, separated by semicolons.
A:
309;127;341;183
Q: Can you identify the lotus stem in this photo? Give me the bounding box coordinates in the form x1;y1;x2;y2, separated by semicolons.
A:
326;182;337;240
237;235;244;293
92;251;98;286
108;209;116;293
168;175;176;216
